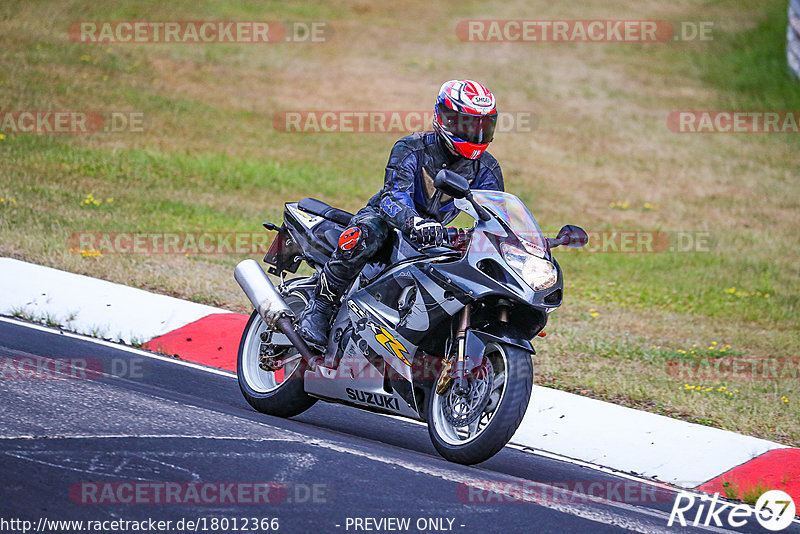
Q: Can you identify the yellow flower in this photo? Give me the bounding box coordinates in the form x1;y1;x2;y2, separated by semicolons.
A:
726;287;736;294
80;54;91;62
764;294;770;299
0;134;5;140
81;193;101;207
590;312;599;317
709;346;715;350
678;349;686;354
712;342;718;345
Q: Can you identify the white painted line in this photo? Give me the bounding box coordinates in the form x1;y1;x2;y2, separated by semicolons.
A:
0;258;228;343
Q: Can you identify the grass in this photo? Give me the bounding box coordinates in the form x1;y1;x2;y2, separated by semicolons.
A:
696;0;800;110
723;478;775;505
1;0;798;446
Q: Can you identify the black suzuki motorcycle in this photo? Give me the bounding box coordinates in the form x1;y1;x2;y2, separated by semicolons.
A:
234;170;587;464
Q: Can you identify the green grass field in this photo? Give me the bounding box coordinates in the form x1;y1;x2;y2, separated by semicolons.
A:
1;0;798;447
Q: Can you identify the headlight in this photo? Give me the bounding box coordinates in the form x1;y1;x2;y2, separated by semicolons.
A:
500;243;558;291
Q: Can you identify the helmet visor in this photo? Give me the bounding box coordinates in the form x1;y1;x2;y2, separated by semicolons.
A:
438;103;497;144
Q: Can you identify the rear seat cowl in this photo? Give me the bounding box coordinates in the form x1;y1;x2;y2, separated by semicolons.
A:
297;198;353;226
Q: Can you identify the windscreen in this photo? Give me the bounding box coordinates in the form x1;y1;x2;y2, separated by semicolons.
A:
466;190;547;257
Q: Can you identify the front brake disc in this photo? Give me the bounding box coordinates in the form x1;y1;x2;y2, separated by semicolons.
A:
441;359;494;427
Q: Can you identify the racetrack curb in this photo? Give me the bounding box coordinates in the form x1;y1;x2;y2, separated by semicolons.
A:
1;257;795;504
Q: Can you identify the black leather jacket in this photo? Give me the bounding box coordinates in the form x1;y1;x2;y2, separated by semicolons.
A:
366;131;504;234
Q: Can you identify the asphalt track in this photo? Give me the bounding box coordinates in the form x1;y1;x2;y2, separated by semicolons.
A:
1;319;797;534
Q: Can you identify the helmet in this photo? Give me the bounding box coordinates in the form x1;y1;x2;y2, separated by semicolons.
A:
432;79;498;160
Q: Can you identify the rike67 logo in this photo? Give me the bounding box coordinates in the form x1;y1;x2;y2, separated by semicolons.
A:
669;490;796;531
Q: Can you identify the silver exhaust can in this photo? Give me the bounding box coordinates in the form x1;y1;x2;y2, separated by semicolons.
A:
234;259;293;329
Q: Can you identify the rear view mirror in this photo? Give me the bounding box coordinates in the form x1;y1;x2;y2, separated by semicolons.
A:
548;225;589;249
434;169;470;199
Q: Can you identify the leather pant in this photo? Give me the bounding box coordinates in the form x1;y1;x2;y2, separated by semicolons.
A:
320;207;390;295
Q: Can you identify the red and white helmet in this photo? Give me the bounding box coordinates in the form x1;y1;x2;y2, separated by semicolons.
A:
432;79;498;160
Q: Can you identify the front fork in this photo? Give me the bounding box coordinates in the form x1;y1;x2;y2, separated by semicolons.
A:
436;303;471;395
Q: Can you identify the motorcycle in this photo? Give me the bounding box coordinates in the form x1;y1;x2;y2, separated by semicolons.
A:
234;170;587;464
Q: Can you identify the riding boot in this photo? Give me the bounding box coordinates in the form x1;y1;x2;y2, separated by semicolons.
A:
297;269;347;350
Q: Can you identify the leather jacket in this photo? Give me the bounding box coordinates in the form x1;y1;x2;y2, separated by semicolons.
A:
366;131;504;233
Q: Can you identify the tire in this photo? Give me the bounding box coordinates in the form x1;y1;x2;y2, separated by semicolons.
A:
237;292;316;418
427;342;533;465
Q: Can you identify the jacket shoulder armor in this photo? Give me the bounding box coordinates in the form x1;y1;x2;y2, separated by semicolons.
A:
393;132;429;151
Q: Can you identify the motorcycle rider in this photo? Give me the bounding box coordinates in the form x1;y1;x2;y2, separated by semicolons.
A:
298;79;505;349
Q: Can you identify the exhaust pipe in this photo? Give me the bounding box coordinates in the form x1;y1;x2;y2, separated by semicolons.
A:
234;259;318;363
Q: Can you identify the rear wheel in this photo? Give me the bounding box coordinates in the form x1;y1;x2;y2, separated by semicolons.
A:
428;342;532;464
237;292;316;417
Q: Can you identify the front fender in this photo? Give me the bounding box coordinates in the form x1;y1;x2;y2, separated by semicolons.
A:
464;327;535;374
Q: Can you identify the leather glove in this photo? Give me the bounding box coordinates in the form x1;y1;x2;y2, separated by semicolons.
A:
409;216;445;246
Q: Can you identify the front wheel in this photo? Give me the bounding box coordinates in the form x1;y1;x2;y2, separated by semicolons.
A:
237;292;316;418
428;342;533;464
